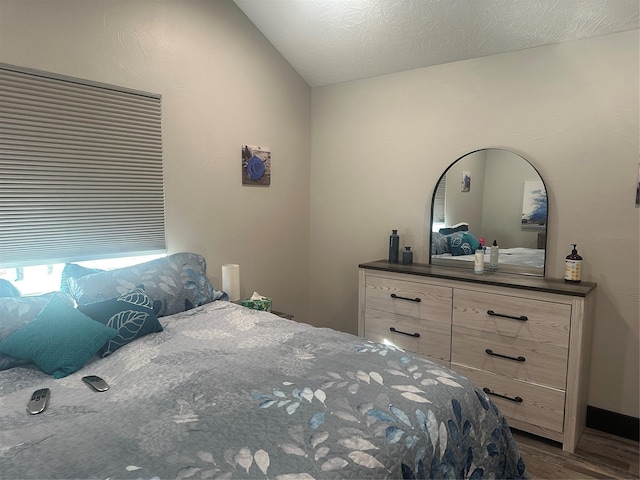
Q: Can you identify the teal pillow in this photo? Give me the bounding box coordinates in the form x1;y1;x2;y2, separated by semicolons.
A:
0;292;75;371
78;288;163;357
448;231;481;256
0;296;117;378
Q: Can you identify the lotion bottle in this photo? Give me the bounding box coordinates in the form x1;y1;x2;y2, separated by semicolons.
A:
489;240;499;270
564;244;582;283
474;246;484;274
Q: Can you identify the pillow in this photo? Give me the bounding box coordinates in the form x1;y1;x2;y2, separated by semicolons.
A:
0;296;118;378
78;288;163;357
60;263;104;294
0;292;75;371
0;279;20;297
439;223;469;235
448;231;481;256
69;252;224;317
431;231;450;255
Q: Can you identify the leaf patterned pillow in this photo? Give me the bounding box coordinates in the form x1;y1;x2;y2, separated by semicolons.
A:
69;252;222;317
78;288;163;357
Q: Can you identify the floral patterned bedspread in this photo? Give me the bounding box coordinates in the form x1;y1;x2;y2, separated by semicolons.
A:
0;301;528;479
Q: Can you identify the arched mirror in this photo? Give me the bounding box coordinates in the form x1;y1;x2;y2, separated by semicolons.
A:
430;149;547;276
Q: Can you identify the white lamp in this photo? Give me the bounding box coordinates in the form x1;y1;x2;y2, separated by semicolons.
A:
221;264;240;302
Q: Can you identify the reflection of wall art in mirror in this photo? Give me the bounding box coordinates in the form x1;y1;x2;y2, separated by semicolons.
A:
461;171;471;192
521;181;547;229
429;149;548;276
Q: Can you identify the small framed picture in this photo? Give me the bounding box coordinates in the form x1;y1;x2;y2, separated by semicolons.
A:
242;145;271;186
461;171;471;192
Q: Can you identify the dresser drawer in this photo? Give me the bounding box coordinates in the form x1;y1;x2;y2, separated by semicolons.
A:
453;364;566;434
453;289;571;346
451;326;568;389
365;275;452;325
364;308;451;365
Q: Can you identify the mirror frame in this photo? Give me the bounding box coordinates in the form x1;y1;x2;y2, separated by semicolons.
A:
429;148;548;276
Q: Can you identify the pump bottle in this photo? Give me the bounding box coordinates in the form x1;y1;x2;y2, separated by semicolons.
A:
564;244;582;283
489;240;499;270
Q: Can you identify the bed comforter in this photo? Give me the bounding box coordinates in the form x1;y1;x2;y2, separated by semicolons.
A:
0;301;528;479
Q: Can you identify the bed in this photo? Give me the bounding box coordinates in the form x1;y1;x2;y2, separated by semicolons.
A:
0;253;528;479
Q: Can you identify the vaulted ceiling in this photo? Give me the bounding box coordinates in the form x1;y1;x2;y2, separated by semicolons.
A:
233;0;639;87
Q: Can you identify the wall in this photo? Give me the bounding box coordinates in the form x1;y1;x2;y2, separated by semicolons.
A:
0;0;312;320
310;31;639;418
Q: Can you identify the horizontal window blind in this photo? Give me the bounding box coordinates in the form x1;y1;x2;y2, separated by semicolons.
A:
0;63;165;268
432;174;446;224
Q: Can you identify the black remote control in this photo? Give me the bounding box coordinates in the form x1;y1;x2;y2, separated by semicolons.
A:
82;375;109;392
27;388;50;415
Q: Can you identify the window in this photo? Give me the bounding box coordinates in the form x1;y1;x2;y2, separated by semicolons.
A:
0;63;166;268
0;254;165;296
432;174;446;231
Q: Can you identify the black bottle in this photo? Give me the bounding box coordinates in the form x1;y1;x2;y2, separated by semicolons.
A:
402;246;413;265
388;230;399;263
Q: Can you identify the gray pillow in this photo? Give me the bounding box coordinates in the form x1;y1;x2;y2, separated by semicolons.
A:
431;231;450;255
68;252;221;317
0;291;75;371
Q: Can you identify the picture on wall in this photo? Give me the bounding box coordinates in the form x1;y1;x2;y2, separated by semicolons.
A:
461;172;471;192
242;144;271;186
521;180;547;229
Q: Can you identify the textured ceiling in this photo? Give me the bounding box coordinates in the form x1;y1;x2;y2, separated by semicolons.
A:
233;0;639;87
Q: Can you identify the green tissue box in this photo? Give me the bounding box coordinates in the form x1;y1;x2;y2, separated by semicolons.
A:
241;297;272;312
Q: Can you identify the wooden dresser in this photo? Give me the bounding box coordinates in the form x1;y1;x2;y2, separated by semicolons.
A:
358;260;596;453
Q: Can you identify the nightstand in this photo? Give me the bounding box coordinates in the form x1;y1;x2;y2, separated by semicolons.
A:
271;310;294;320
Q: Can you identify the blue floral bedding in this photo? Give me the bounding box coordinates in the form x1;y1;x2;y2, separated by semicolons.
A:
0;301;528;479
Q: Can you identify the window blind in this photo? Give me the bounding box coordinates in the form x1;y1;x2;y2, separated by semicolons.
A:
0;63;166;268
432;174;446;224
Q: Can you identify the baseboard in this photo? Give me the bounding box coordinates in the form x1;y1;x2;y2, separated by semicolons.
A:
586;405;639;441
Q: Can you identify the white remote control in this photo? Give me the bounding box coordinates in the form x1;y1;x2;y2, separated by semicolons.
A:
82;375;109;392
27;388;50;415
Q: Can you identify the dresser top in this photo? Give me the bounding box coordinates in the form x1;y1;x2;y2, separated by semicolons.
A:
359;260;597;297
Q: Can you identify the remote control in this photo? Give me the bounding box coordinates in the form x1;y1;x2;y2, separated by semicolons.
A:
82;375;109;392
27;388;50;415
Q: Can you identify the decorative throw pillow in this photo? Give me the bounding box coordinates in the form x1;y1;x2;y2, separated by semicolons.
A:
439;223;469;235
448;231;481;256
69;252;224;317
0;279;20;297
78;288;163;357
0;292;75;371
0;295;118;378
431;232;450;255
60;263;104;294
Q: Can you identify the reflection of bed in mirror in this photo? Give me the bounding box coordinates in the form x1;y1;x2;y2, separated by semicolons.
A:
430;226;544;275
432;247;545;275
430;149;548;276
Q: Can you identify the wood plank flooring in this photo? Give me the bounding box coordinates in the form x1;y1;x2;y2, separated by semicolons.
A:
512;428;639;479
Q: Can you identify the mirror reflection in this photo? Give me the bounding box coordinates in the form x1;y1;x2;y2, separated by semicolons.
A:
430;149;547;276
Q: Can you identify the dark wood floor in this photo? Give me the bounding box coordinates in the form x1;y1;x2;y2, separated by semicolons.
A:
512;428;639;479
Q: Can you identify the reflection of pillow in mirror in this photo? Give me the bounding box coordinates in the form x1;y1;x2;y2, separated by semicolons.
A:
448;231;481;256
431;232;450;255
439;223;469;235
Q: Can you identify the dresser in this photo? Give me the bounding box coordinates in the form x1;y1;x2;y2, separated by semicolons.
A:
358;260;596;453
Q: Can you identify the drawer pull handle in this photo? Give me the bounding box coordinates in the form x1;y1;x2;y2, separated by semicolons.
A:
485;349;526;362
487;310;528;321
483;387;523;403
390;293;421;302
389;327;420;338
